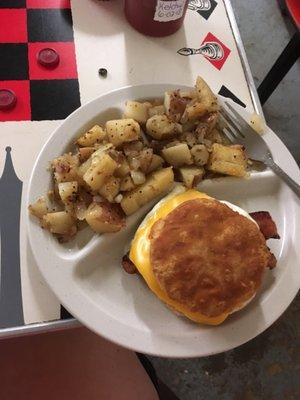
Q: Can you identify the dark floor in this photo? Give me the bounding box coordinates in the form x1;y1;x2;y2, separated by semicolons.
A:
150;1;300;399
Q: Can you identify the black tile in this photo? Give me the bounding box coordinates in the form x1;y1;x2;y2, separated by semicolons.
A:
27;9;74;42
30;79;81;121
218;85;246;108
0;0;26;8
60;306;73;320
0;44;28;80
196;0;218;20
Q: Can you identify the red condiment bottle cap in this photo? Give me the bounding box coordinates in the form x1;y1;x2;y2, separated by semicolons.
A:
37;48;60;68
0;89;17;110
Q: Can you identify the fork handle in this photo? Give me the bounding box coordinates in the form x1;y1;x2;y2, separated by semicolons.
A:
265;157;300;198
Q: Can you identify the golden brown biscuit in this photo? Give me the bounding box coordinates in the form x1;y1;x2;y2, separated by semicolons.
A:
150;198;273;318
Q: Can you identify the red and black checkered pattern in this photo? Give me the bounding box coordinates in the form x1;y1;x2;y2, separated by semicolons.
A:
0;0;80;121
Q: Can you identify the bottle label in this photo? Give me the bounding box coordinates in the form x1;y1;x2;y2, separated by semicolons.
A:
154;0;187;22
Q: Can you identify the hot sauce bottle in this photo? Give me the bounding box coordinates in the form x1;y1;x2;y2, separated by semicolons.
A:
125;0;189;37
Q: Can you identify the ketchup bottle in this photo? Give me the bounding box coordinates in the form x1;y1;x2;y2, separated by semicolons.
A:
124;0;189;37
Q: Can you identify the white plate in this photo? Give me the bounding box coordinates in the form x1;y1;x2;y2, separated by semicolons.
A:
27;84;300;358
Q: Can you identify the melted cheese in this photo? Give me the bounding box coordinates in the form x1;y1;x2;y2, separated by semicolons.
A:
130;189;228;325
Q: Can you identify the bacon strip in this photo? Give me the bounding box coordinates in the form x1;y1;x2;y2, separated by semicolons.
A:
122;254;137;274
267;250;277;270
250;211;280;240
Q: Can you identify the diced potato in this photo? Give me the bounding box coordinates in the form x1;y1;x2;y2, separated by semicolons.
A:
58;181;78;204
181;77;219;123
146;115;182;140
123;141;143;156
115;158;130;177
250;113;265;134
179;89;197;99
121;167;174;215
77;157;92;177
79;147;94;162
42;211;76;235
207;143;247;177
206;128;224;145
180;131;198;147
136;148;153;173
195;76;219;112
83;154;118;191
181;120;196;133
178;166;205;188
148;105;165;117
127;155;141;171
51;153;79;183
85;202;125;233
181;101;211;123
161;143;192;167
124;101;150;124
120;176;135;192
29;196;48;219
190;144;209;166
164;90;187;122
76;125;106;147
98;176;121;202
106;118;140;147
147;154;164;173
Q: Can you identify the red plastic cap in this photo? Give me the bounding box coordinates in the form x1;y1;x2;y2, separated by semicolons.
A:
37;48;60;68
0;89;17;110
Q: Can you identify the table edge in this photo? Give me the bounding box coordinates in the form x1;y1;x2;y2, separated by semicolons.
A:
223;0;264;119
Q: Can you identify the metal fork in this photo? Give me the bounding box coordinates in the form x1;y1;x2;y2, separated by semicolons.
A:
220;101;300;198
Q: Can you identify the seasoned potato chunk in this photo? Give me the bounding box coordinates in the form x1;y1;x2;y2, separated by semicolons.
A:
76;125;106;147
181;77;219;123
28;196;48;219
77;157;92;177
161;143;192;167
190;144;209;166
181;101;210;123
164;90;187;122
148;105;165;117
115;158;130;177
85;202;125;233
195;76;219;112
58;181;78;204
178;166;205;188
121;167;174;215
106;118;140;147
146;115;182;140
83;154;118;191
207;143;247;177
250;113;265;134
42;211;76;235
98;176;121;202
136;148;153;173
124;101;150;124
51;153;79;183
120;176;135;192
147;154;164;173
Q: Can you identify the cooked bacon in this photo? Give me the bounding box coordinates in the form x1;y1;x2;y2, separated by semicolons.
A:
122;254;137;274
267;250;277;270
250;211;280;240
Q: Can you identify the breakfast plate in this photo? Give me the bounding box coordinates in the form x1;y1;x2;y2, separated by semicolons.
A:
27;84;300;357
